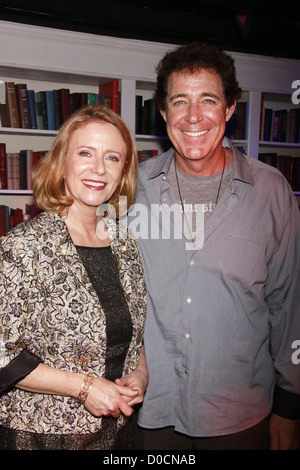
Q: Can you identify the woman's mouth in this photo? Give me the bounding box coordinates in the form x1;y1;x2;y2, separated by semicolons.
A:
82;179;107;190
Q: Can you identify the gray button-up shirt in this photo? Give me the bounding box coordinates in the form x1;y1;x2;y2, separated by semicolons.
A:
125;142;300;437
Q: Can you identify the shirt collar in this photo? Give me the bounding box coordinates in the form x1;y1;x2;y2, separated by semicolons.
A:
145;137;254;186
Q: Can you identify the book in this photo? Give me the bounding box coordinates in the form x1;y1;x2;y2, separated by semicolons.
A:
95;93;105;105
10;207;23;227
15;83;31;129
45;90;55;130
5;82;20;128
259;152;277;167
25;149;33;190
53;90;62;130
87;93;96;106
27;90;37;129
135;95;143;134
5;152;20;190
291;157;300;191
137;149;159;162
235;101;248;140
0;143;7;189
263;108;273;141
35;92;46;129
0;208;7;236
276;154;292;184
32;151;40;168
19;150;27;190
0;205;9;236
6;152;14;190
60;89;71;123
99;80;119;113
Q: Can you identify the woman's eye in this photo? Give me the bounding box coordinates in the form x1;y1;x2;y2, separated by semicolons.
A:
106;155;119;162
79;150;91;157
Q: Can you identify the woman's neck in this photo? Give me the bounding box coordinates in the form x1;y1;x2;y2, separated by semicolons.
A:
63;207;110;247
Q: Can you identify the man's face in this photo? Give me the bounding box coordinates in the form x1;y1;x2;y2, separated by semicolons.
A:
161;69;236;174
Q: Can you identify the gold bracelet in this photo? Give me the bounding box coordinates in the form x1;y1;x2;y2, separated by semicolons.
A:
77;374;94;404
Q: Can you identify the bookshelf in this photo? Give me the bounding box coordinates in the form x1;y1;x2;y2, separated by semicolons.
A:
0;19;299;222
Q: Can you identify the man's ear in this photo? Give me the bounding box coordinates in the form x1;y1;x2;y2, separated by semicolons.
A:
160;109;167;122
225;101;236;122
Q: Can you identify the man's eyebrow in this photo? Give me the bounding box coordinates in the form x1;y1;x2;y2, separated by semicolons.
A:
169;93;188;101
169;92;221;101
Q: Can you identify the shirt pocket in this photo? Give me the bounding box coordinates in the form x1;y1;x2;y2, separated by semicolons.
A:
220;225;269;284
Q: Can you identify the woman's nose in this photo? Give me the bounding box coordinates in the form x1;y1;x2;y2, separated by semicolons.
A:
92;155;105;174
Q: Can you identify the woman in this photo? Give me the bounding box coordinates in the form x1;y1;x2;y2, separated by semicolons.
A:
0;105;148;450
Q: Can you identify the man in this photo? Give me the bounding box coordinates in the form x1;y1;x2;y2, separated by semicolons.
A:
127;43;300;450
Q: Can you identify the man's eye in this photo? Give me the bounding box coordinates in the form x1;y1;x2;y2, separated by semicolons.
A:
173;100;186;106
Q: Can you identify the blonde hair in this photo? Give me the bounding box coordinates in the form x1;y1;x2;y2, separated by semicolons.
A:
33;105;138;218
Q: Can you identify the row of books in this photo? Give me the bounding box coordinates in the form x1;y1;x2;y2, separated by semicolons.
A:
137;149;159;163
225;101;248;141
0;203;40;237
0;143;47;190
259;152;300;191
0;80;120;131
259;103;300;143
135;96;167;137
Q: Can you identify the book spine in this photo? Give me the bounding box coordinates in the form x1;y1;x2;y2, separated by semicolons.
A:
45;90;55;130
27;90;37;129
5;82;20;128
35;92;44;130
19;150;27;190
15;83;31;129
60;89;71;123
53;90;62;130
0;143;7;189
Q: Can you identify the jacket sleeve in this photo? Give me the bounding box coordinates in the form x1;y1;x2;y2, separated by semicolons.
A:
0;234;42;388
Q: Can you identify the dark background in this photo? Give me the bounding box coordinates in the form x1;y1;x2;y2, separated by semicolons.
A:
0;0;300;60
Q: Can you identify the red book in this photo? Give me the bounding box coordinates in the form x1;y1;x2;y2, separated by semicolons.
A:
0;143;7;189
0;207;7;236
99;80;119;113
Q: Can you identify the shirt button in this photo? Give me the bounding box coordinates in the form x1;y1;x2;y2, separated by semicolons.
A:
190;260;194;266
185;333;190;339
162;175;166;181
187;297;192;303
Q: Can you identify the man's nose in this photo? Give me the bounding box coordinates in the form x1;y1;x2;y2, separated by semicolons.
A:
185;103;203;123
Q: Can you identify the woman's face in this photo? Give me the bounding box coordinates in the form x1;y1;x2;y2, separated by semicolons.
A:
64;121;126;212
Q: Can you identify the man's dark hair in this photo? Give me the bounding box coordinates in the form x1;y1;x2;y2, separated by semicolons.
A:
155;42;242;110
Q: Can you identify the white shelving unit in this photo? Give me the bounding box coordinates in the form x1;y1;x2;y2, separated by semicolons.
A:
0;20;299;210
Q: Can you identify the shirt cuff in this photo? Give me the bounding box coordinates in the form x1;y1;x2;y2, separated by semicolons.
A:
0;349;43;393
272;385;300;419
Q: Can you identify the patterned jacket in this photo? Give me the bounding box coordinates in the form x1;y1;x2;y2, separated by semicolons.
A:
0;211;147;434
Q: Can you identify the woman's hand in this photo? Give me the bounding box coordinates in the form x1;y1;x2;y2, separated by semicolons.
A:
84;377;139;418
115;346;149;407
16;363;139;419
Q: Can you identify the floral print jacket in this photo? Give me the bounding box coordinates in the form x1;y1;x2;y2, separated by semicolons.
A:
0;211;147;434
